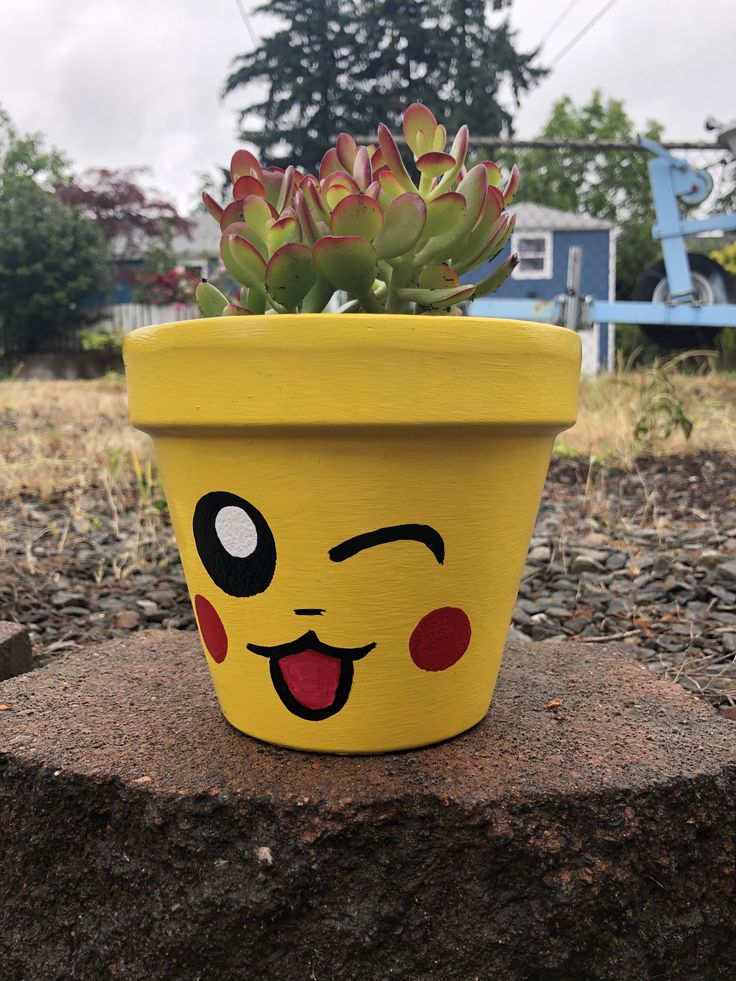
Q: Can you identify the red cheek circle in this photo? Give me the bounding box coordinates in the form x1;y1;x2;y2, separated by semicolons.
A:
409;607;472;672
194;594;228;664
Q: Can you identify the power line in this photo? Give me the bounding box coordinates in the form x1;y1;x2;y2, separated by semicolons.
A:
548;0;623;66
234;0;259;48
536;0;583;49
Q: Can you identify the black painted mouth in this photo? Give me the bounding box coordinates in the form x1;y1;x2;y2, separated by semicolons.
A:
247;630;376;721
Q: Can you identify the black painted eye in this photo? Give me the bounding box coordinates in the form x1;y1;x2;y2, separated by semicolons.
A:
193;492;276;597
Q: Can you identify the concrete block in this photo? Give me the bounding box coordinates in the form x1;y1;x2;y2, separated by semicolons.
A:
1;630;735;980
0;621;32;682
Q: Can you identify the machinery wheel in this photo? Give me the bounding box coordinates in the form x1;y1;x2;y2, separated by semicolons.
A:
632;253;735;349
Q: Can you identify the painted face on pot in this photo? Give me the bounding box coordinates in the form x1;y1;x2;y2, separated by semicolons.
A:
191;490;472;724
154;422;532;754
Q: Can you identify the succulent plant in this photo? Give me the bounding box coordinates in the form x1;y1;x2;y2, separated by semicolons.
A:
196;104;519;318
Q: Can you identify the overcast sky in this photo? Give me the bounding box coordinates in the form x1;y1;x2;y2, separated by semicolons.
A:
1;0;734;212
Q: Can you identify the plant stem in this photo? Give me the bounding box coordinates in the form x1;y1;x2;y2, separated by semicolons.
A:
386;262;413;314
248;289;266;314
301;275;334;313
359;290;383;314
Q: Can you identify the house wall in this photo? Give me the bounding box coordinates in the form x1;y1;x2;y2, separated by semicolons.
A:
476;229;611;302
469;228;614;373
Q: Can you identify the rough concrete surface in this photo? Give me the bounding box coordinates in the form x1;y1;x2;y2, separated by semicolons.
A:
0;620;32;682
1;631;736;981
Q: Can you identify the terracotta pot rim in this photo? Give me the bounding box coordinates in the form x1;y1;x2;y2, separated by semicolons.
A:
124;313;581;432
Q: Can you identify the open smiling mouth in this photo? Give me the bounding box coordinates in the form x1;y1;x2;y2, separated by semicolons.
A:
246;630;376;721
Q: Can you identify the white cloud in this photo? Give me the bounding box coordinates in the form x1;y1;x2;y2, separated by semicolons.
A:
0;0;734;213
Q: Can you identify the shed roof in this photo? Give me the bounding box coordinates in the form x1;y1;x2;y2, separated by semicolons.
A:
514;202;615;232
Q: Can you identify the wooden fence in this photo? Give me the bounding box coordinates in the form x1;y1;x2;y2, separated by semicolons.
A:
92;304;200;334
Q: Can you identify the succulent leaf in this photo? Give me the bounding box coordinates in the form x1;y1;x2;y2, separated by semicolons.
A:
202;192;224;222
312;235;378;297
422;192;466;242
320;147;343;180
325;182;358;210
413;164;486;265
268;214;302;251
196;280;229;318
265;243;316;310
369;146;385;171
396;284;475;307
352;146;372;191
331;193;383;240
373;192;427;259
452;213;510;276
222;223;269;261
276;166;297;213
482;161;503;189
294;188;319;244
415;152;456;178
243;195;275;239
219;199;247;231
503;164;520;205
432;124;447;152
303;176;331;220
470;213;516;271
472;253;519;298
230;149;262;183
221;233;267;291
430;125;469;198
233;175;265;199
261;168;287;209
377;123;416;193
448;186;505;267
336;133;359;172
222;303;255;316
375;167;405;209
403;103;438;156
417;264;460;290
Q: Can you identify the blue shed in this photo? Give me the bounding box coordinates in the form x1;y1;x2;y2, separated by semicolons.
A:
469;203;616;373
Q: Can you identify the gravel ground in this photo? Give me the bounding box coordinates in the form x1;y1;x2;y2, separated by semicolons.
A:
2;451;735;710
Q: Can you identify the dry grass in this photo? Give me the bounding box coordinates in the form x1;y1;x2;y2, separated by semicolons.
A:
0;376;167;577
0;369;734;500
556;370;736;464
0;375;153;500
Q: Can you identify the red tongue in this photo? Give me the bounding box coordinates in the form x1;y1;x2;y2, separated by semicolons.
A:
278;649;342;710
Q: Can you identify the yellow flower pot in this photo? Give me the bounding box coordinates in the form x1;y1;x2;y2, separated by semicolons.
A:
124;314;580;754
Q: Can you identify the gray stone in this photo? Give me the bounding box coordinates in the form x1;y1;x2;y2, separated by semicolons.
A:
135;599;159;616
2;632;736;980
717;560;736;584
605;551;628;571
695;550;724;570
528;544;552;563
571;553;605;574
0;622;33;682
607;597;634;616
722;633;736;655
512;607;533;627
115;609;141;630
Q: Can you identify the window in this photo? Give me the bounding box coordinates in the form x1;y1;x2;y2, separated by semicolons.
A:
511;231;552;279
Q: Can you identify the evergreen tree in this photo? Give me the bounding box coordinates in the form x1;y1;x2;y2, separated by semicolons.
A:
225;0;359;173
224;0;544;173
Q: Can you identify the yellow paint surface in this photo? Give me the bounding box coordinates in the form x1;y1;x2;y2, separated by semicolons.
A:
124;315;580;753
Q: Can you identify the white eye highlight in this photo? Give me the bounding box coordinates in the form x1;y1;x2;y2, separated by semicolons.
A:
215;506;258;558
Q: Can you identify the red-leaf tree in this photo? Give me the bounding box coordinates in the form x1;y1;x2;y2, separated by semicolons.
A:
57;168;193;258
